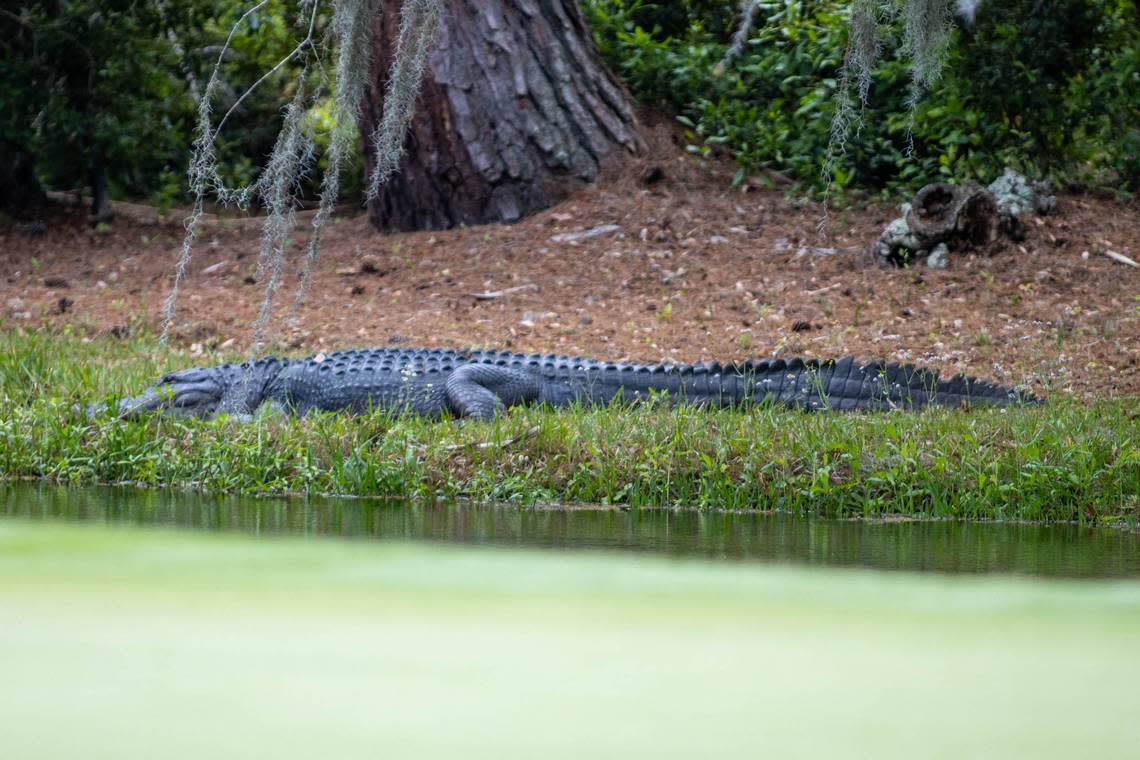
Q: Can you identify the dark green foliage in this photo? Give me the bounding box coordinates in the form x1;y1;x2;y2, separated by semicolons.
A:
1080;0;1140;188
584;0;908;192
954;0;1100;161
906;0;1139;189
1;2;202;211
0;1;341;213
584;0;1140;195
619;0;743;40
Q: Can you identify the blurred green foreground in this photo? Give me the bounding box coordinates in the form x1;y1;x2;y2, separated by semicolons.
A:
2;521;1138;759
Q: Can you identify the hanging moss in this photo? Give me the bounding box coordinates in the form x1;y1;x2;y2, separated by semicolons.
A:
162;0;441;351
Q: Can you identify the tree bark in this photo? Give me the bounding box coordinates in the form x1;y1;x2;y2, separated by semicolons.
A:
0;141;46;216
89;162;112;221
906;182;997;249
360;0;643;232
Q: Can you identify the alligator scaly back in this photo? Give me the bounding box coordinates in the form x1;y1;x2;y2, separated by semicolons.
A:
103;348;1038;421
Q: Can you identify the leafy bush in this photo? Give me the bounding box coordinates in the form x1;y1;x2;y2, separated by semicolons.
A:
0;2;190;209
906;0;1139;190
0;1;355;212
584;0;1140;195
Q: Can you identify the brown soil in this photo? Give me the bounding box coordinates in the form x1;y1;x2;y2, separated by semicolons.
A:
3;143;1139;398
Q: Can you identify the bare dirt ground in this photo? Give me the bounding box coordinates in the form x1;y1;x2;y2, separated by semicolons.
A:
3;143;1138;398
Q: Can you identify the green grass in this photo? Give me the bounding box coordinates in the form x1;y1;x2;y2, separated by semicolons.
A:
2;520;1140;758
1;328;1137;521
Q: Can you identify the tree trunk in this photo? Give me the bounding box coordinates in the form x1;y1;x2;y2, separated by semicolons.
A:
360;0;643;232
0;141;46;216
89;162;112;221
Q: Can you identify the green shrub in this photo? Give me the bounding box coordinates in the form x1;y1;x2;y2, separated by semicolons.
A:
0;2;192;205
0;1;356;210
584;0;1140;195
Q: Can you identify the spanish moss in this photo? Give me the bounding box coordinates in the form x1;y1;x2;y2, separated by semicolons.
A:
365;0;442;201
161;0;443;348
292;0;382;314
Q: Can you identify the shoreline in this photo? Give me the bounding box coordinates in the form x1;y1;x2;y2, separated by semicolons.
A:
3;330;1136;523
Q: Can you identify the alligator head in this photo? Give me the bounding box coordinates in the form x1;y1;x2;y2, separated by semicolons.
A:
89;359;286;420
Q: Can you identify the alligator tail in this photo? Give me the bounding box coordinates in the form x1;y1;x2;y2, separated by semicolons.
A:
728;356;1038;411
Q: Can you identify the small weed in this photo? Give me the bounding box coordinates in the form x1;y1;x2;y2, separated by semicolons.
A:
1055;321;1070;349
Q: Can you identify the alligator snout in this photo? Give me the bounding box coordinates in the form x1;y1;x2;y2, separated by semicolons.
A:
86;368;225;420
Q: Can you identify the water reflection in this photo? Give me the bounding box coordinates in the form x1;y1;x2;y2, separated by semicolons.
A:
3;483;1137;578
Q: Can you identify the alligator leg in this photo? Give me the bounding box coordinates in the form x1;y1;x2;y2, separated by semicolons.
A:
444;364;542;420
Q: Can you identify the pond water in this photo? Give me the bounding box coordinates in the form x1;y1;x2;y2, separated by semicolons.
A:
4;483;1140;758
3;482;1137;578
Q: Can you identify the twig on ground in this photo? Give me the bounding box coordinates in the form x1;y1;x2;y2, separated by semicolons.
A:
466;284;538;300
1104;250;1138;268
415;425;542;457
804;283;843;296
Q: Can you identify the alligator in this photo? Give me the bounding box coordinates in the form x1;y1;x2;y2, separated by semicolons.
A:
96;347;1038;421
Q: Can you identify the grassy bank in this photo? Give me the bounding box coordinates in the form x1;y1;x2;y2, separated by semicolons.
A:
1;329;1136;521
